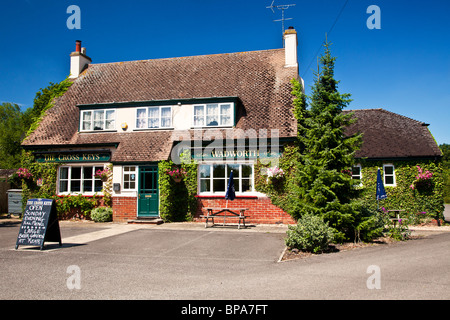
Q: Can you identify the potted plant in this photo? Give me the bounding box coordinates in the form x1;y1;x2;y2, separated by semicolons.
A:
410;166;433;191
266;166;284;183
16;168;33;181
94;168;110;182
166;167;187;183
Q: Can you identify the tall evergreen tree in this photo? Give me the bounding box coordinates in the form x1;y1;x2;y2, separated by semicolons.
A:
290;41;362;240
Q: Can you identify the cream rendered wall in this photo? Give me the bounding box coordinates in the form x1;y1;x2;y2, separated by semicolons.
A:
114;104;194;132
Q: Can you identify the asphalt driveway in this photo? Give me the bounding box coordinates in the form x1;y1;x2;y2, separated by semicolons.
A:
1;218;450;301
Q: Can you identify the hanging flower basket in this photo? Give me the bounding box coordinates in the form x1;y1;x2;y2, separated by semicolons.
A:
166;167;187;183
410;166;433;191
266;166;284;184
16;168;33;181
95;168;110;182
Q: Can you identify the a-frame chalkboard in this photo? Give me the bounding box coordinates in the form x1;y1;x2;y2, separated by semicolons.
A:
15;198;62;250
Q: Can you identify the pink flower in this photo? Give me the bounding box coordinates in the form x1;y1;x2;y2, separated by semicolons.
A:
17;168;32;179
166;168;187;179
410;166;433;189
267;166;284;178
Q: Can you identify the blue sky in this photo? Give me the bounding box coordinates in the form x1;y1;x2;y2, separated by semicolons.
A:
0;0;449;145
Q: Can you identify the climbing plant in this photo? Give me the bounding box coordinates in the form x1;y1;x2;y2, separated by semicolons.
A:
158;153;198;222
19;151;102;219
356;160;445;224
17;78;105;219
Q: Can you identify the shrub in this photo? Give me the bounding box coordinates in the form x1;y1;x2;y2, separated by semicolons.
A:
386;224;411;241
285;214;336;253
353;205;386;242
91;207;112;222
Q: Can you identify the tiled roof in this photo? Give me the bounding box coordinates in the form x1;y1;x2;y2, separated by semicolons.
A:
345;109;442;159
22;48;441;162
22;49;298;161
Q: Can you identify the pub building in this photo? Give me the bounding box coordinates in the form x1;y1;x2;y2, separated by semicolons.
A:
22;28;443;224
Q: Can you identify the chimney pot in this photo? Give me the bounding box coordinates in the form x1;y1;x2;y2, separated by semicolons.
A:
75;40;81;53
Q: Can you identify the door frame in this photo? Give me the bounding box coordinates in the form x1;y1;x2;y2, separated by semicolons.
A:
137;165;159;217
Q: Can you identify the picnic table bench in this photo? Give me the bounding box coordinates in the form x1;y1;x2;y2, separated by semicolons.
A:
387;209;405;227
200;207;249;229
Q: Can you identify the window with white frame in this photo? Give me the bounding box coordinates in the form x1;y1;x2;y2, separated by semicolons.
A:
136;106;172;129
352;164;362;186
58;165;104;194
199;163;253;193
123;166;137;190
383;164;396;186
193;103;233;127
81;109;116;131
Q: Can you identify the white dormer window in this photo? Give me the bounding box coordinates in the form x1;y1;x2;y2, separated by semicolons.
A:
81;109;116;131
136;106;172;129
193;103;233;127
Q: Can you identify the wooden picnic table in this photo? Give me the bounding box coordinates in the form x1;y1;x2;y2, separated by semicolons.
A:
388;209;405;227
200;207;249;229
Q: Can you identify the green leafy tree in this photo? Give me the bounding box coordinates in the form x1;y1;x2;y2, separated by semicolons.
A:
0;79;72;169
0;102;28;168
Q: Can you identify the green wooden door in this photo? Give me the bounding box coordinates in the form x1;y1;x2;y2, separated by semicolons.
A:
138;166;159;217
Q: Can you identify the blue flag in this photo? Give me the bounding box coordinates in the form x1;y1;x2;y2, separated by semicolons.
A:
225;170;236;201
376;168;387;200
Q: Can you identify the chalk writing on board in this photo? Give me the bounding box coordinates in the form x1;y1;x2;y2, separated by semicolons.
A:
15;199;61;250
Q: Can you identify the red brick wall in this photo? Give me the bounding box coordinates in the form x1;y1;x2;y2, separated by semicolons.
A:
112;196;137;222
112;195;296;225
195;195;296;225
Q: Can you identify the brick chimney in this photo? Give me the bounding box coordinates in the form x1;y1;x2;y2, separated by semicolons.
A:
284;27;298;69
69;40;91;79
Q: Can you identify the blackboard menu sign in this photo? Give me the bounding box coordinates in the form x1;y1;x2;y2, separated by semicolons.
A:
15;198;62;250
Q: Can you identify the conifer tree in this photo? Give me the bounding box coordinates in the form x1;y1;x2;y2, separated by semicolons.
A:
290;41;362;240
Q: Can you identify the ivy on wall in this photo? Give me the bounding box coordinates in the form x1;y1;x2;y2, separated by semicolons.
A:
158;157;198;222
24;78;73;139
356;160;445;223
255;144;300;215
20;151;109;219
256;150;445;225
21;151;59;204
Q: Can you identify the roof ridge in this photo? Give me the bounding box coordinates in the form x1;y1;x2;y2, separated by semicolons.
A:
346;108;425;125
91;48;285;66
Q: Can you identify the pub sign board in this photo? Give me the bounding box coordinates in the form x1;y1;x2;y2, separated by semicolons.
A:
34;151;111;163
15;198;62;250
